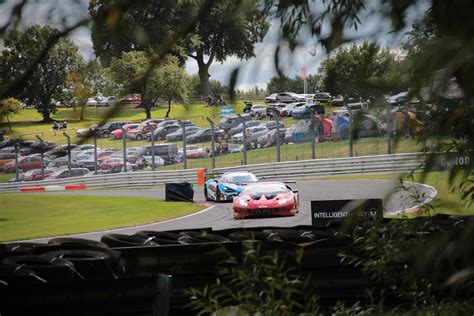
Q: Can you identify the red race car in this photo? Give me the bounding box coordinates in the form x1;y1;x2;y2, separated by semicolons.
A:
233;182;299;219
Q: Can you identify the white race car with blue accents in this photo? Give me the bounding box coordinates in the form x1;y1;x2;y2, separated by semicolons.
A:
204;171;258;202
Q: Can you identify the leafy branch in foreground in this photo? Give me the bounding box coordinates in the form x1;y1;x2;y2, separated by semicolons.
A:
187;241;318;316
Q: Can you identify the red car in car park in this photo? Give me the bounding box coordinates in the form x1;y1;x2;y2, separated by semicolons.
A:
126;123;157;141
9;168;56;182
3;155;45;173
110;123;140;140
233;182;299;219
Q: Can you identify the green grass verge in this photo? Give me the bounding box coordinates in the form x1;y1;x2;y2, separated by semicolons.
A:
0;194;204;242
311;171;473;216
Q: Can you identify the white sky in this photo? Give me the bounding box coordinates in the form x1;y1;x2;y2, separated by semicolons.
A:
0;0;429;91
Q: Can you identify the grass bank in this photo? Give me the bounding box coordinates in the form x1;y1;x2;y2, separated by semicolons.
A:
0;194;204;242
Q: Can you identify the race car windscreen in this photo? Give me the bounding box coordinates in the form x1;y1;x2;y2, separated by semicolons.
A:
241;184;288;199
221;174;258;184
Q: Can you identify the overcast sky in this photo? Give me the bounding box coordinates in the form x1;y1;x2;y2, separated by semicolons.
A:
0;0;429;91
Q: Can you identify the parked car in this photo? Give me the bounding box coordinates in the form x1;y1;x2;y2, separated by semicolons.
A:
228;120;262;136
100;157;128;170
181;146;209;159
232;126;269;147
186;128;225;144
264;93;278;103
341;102;369;113
47;157;79;169
126;123;157;141
86;97;98;107
150;123;181;140
141;144;178;165
3;155;45;173
313;92;332;102
257;128;286;147
330;96;345;106
292;103;325;119
165;126;201;141
110;123;140;140
12;168;56;182
387;91;408;107
275;92;305;103
142;118;164;125
143;155;166;168
259;121;284;131
0;152;16;171
96;121;131;138
120;94;142;104
218;114;252;131
266;103;287;118
279;102;306;117
73;154;98;170
75;124;101;137
47;168;90;179
18;141;56;156
97;96;118;107
45;144;78;158
249;104;267;118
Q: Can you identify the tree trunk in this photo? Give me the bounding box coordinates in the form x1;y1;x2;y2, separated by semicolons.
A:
165;99;172;118
144;106;151;120
198;66;210;98
196;50;213;99
79;102;85;121
6;115;11;132
41;106;51;122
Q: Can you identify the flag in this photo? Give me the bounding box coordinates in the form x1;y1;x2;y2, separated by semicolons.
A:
301;65;306;80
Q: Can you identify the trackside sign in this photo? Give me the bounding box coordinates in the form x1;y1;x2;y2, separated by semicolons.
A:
311;199;383;226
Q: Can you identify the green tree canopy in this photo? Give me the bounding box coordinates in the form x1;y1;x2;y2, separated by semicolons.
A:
318;41;395;99
109;51;189;119
89;0;269;98
0;97;22;131
0;25;84;122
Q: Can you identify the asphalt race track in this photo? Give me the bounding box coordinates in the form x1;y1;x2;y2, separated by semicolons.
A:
26;179;426;242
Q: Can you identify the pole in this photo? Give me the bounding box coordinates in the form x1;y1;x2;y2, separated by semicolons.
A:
62;132;72;172
274;105;281;162
14;141;19;182
348;107;354;157
180;121;187;169
239;114;247;165
206;117;216;170
147;123;156;171
310;109;316;159
386;101;392;154
121;126;127;172
35;135;45;180
93;129;98;174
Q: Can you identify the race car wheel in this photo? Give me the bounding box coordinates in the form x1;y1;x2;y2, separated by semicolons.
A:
216;187;224;202
204;186;211;201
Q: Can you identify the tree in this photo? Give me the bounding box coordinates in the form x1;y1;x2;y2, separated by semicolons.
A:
185;0;269;97
109;52;189;119
0;98;22;131
89;0;269;98
0;25;84;122
149;59;190;118
318;41;396;98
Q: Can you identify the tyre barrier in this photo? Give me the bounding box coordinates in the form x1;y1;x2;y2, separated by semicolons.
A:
0;215;472;315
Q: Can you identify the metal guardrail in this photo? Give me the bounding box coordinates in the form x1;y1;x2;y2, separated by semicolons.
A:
0;153;424;192
214;152;423;180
